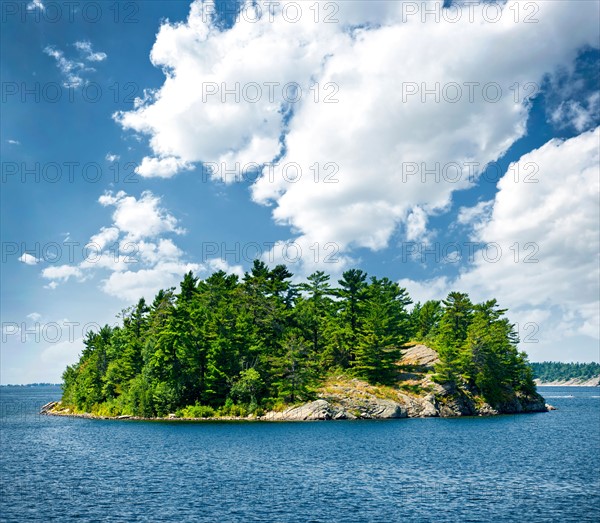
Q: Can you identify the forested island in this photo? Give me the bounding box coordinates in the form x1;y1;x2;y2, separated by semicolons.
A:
531;362;600;386
45;262;548;421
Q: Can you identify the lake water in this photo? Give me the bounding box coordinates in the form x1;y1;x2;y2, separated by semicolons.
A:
1;386;598;522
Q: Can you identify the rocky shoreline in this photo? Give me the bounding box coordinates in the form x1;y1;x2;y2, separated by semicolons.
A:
40;345;553;422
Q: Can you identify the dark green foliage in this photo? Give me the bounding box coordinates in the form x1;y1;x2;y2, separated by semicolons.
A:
352;278;412;384
530;361;600;382
433;295;537;406
59;262;538;416
433;292;473;381
334;269;369;363
411;300;443;341
269;332;317;404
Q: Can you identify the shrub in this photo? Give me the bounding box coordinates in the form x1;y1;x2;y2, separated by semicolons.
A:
180;404;215;418
91;399;124;417
217;401;248;417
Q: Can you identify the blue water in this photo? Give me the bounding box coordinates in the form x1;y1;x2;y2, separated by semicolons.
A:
1;386;598;522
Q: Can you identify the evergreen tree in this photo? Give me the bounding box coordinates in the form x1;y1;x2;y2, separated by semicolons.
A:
270;331;317;403
413;300;443;340
296;271;334;359
331;269;369;367
434;292;474;381
353;278;412;384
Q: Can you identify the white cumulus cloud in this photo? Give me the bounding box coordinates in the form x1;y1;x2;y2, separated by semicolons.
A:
37;190;238;303
114;0;599;274
101;262;201;302
41;265;84;282
135;156;194;179
98;190;184;241
19;253;40;265
401;128;600;360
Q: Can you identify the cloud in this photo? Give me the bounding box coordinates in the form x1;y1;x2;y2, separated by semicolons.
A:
44;41;107;87
461;128;599;333
41;265;84;282
100;255;245;302
26;0;44;11
27;312;42;322
550;92;600;132
456;200;494;237
205;258;245;278
38;191;208;302
135;156;193;179
98;190;184;241
88;226;120;251
113;0;599;265
457;201;494;226
74;41;108;62
406;207;432;244
105;153;120;162
43;46;87;88
135;238;182;265
101;261;201;302
7;139;20;145
19;253;40;265
260;236;354;283
26;190;196;299
401;128;600;359
398;276;452;306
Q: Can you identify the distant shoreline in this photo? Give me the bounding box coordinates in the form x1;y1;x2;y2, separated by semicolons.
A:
534;377;600;387
0;383;61;387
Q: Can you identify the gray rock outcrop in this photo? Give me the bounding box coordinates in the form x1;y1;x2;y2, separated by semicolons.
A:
264;397;408;421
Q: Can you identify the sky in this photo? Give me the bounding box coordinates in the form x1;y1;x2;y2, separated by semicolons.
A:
1;0;599;384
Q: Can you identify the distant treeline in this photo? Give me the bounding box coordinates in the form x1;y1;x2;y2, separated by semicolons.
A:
0;383;60;387
530;362;600;382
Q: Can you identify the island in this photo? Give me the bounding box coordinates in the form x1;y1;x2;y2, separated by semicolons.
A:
43;262;549;421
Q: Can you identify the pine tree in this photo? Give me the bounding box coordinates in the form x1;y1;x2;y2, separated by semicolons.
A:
434;292;473;382
414;300;443;340
334;269;369;366
353;277;411;384
296;271;334;359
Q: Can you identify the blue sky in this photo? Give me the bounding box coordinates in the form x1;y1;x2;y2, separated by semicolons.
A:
1;0;599;384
